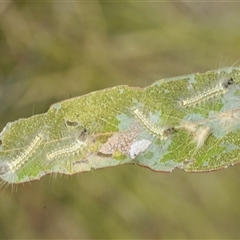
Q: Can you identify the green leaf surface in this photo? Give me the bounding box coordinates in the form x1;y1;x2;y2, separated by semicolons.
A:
1;67;240;184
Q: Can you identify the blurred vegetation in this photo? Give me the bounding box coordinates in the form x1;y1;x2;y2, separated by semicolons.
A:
1;1;240;239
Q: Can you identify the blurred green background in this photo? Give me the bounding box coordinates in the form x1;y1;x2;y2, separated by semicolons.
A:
1;1;240;239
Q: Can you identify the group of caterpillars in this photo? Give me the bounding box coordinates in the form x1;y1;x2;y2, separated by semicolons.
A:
0;120;91;180
133;76;236;150
0;74;237;181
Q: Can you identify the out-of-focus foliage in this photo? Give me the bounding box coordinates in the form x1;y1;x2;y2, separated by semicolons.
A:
1;1;240;239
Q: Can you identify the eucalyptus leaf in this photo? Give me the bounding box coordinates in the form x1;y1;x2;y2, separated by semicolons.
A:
1;67;240;184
